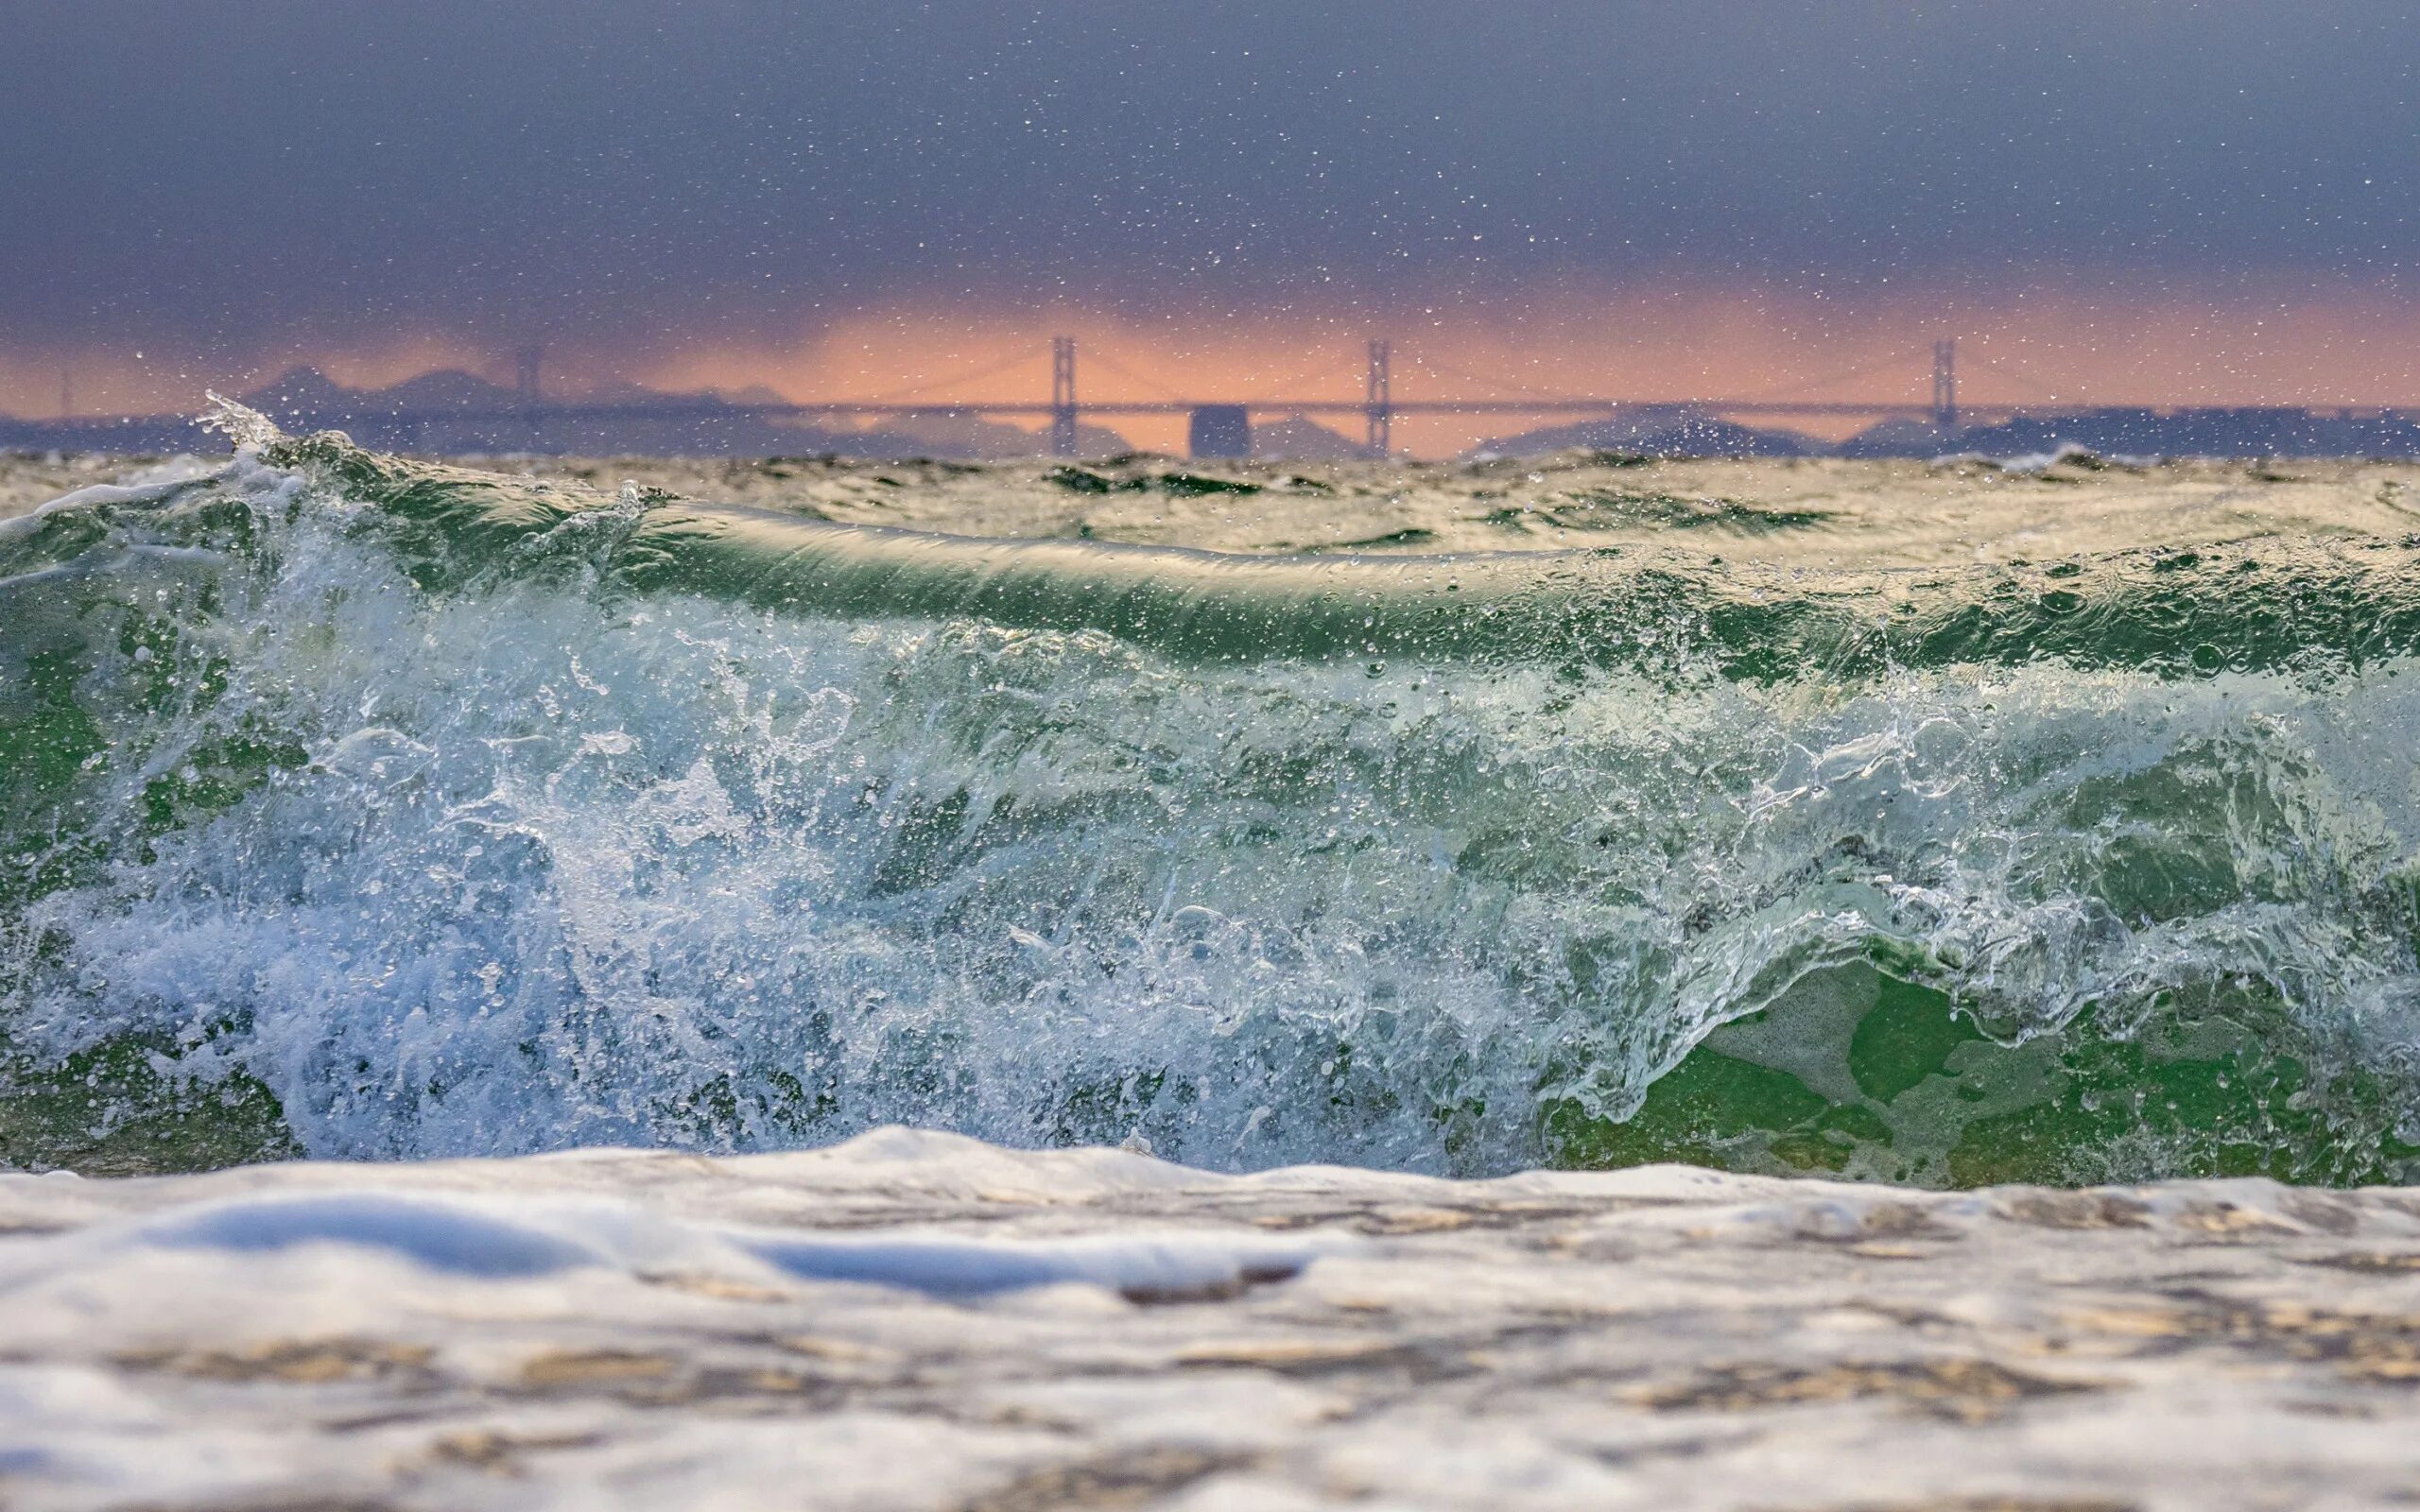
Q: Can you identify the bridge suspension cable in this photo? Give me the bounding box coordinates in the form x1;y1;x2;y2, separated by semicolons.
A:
1401;353;1582;402
1237;355;1351;399
852;342;1052;405
1959;351;2069;402
1080;348;1187;402
1731;347;1932;404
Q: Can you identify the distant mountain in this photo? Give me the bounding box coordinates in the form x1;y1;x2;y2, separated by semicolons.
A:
15;375;2420;464
1472;406;1814;459
1845;407;2420;460
0;368;1136;460
239;367;527;419
1834;416;1957;458
873;409;1132;460
579;378;681;404
240;367;358;419
1253;414;1370;462
376;369;526;413
220;368;808;455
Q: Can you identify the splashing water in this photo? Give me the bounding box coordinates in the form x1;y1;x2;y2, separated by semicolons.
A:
6;419;2420;1183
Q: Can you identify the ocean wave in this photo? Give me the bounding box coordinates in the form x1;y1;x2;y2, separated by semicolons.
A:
4;419;2419;1184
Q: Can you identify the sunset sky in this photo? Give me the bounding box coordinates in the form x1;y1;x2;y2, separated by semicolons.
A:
7;1;2414;452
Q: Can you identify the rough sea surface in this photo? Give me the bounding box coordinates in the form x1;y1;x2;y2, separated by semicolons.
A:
12;419;2420;1507
9;1130;2420;1512
9;418;2420;1186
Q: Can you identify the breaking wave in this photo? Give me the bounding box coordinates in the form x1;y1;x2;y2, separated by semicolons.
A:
7;416;2420;1184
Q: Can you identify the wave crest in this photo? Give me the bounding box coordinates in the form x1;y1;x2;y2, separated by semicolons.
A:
4;436;2419;1184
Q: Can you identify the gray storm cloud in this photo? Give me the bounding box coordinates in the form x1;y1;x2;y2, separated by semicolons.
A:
2;0;2411;363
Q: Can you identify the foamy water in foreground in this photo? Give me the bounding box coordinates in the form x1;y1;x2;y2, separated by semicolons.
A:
6;1129;2419;1511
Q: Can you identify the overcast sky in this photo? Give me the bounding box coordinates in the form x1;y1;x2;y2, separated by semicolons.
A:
6;1;2415;425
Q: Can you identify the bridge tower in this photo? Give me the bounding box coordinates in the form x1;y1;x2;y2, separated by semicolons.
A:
514;346;544;417
1364;339;1392;457
1186;405;1252;458
1049;336;1079;457
1930;338;1959;430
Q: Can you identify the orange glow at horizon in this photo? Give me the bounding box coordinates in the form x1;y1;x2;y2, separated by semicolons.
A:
691;290;2420;453
11;285;2420;457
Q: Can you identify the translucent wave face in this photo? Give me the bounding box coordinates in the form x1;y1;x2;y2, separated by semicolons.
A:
6;439;2420;1182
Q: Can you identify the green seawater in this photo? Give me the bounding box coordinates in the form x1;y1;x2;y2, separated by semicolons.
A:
5;413;2419;1183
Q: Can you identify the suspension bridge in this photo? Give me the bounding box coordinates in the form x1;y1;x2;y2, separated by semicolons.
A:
493;337;2004;457
24;337;2408;459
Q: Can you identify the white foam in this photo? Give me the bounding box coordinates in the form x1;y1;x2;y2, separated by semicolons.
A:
9;453;2420;1181
4;1141;2417;1510
1931;441;2155;472
739;1230;1313;1298
135;1192;611;1278
4;1178;1322;1303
